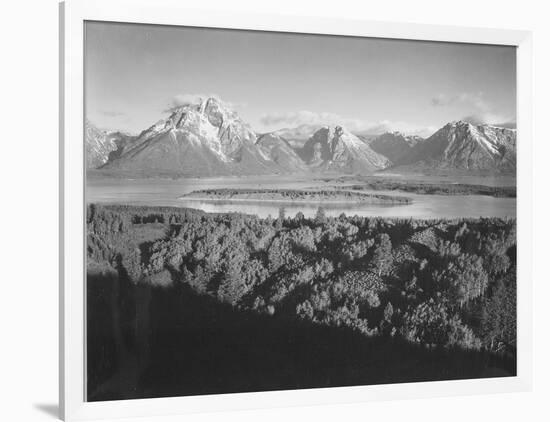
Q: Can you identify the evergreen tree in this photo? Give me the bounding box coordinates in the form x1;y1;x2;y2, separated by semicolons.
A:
276;206;286;230
370;233;393;276
315;206;327;225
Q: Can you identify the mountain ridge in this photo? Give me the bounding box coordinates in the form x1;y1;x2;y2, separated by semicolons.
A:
85;121;135;169
392;120;516;173
368;131;425;166
86;97;516;177
100;97;282;176
299;125;390;173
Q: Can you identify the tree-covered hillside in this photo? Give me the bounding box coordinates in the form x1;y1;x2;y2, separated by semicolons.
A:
87;204;516;400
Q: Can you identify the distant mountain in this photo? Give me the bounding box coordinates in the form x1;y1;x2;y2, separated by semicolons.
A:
256;133;308;173
102;97;282;176
299;126;390;173
393;121;516;173
369;131;424;165
271;124;322;148
355;134;379;145
85;121;134;169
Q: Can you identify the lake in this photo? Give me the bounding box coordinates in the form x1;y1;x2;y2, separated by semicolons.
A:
86;174;516;219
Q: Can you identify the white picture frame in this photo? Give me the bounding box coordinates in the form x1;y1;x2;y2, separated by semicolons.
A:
60;0;533;420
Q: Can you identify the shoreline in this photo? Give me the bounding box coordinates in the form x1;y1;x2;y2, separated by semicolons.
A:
89;203;517;222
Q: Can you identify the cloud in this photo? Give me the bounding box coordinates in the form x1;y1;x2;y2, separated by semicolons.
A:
461;113;516;129
100;110;125;117
260;111;436;137
168;93;208;109
260;111;364;130
432;91;515;128
164;93;245;113
431;92;489;110
353;120;437;137
492;121;517;129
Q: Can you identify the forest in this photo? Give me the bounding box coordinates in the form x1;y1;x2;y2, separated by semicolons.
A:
86;204;516;400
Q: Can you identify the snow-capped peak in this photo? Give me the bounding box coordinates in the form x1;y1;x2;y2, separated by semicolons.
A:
447;120;474;129
127;95;258;163
167;96;235;123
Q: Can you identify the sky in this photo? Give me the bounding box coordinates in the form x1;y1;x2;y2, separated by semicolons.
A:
85;21;516;137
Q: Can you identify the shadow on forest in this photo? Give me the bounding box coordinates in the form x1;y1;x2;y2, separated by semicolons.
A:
87;270;515;402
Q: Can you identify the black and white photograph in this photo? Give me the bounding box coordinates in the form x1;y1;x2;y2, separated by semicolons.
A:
85;21;517;402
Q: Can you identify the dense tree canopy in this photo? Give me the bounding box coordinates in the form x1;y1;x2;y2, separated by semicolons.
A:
87;204;516;355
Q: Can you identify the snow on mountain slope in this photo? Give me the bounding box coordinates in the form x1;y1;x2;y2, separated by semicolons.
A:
396;121;516;173
299;126;390;173
369;131;424;165
102;97;281;176
271;124;322;148
256;133;309;173
85;121;134;169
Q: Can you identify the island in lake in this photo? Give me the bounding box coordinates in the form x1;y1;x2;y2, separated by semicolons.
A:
180;188;413;205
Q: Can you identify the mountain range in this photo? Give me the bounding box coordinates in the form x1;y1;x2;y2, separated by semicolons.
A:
87;96;516;177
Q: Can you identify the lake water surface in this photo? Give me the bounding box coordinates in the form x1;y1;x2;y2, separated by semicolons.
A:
86;174;516;219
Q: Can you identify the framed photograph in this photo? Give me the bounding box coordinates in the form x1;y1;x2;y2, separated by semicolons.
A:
60;0;533;420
